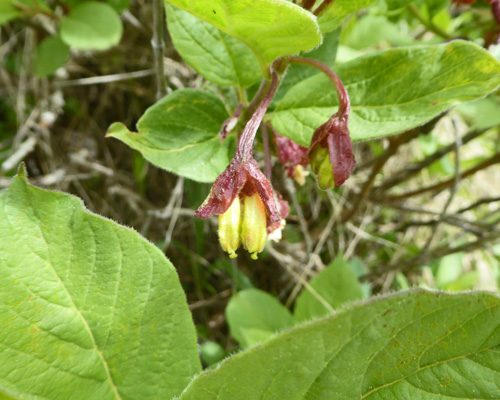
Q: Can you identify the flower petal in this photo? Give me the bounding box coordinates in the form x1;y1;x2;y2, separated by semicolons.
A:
326;124;355;188
194;159;247;218
245;159;281;233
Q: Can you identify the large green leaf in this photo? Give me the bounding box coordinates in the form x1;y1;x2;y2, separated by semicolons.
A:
166;4;260;88
226;289;293;348
107;89;235;183
317;0;378;32
179;290;500;399
164;0;321;76
0;167;201;400
272;41;500;146
59;2;123;50
293;255;364;323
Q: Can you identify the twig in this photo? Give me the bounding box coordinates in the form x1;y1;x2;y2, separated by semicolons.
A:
162;177;185;251
382;152;500;201
152;0;167;98
374;129;485;192
342;128;422;222
407;3;453;40
267;245;334;314
283;175;313;253
422;116;462;252
54;69;154;88
261;122;272;179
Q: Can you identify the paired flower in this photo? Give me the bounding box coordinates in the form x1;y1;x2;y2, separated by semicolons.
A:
195;156;283;259
195;59;355;259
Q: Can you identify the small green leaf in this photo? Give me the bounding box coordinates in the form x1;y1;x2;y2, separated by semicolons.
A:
226;289;293;348
34;35;70;77
60;2;123;50
107;89;235;183
294;255;364;323
166;4;261;88
165;0;322;76
180;290;500;399
0;0;21;26
317;0;378;32
0;167;201;399
272;41;500;146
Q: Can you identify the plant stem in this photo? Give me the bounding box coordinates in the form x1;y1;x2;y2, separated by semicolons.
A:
289;56;350;117
314;0;335;17
237;71;279;161
261;123;272;179
407;4;453;40
152;0;167;99
245;79;271;121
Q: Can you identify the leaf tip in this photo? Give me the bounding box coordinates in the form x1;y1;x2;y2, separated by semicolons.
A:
16;162;29;182
106;121;132;138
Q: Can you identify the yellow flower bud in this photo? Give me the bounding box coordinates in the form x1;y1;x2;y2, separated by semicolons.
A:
310;145;335;190
241;192;267;260
218;197;242;258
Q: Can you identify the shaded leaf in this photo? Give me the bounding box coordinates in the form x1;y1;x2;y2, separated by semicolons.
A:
226;289;293;348
60;2;123;50
180;290;500;399
0;166;201;400
34;36;70;77
108;89;235;183
293;255;364;323
272;41;500;146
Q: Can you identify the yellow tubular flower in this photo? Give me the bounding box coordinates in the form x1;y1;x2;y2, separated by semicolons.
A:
218;197;242;258
241;192;268;260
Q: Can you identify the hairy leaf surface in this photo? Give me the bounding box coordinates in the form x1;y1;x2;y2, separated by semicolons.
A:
0;167;201;400
179;290;500;399
272;41;500;146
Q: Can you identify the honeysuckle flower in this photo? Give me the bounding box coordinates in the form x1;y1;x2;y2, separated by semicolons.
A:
273;130;309;185
288;56;355;190
195;71;282;259
307;111;355;190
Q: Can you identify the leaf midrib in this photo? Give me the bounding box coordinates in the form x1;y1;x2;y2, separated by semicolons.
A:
26;186;123;400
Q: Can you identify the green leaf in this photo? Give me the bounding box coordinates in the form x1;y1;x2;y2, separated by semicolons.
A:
226;289;293;348
0;0;21;26
386;0;413;9
317;0;378;32
107;89;235;183
106;0;129;13
59;2;123;50
272;41;500;146
165;0;322;77
293;255;364;323
0;166;201;400
34;35;70;77
166;4;261;88
180;290;500;399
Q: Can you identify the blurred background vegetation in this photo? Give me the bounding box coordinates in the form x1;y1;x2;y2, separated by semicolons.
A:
1;0;500;366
